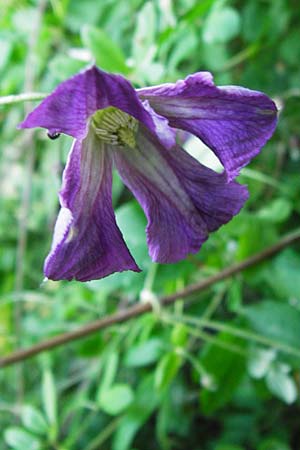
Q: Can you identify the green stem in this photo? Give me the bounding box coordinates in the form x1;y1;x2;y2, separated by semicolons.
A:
162;314;246;356
240;168;289;194
85;417;122;450
202;285;227;320
0;92;47;106
178;315;300;358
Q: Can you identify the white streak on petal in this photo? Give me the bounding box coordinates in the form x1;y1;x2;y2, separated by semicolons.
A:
50;207;73;251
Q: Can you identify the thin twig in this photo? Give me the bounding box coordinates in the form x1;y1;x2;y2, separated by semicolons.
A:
1;228;300;369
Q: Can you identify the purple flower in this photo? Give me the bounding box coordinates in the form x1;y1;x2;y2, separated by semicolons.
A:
18;66;277;281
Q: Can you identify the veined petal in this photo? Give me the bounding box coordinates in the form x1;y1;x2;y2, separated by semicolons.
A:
18;66;166;144
44;130;139;281
141;100;176;149
113;127;248;263
138;72;278;181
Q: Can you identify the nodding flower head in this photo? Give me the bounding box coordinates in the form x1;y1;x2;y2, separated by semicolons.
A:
19;65;277;282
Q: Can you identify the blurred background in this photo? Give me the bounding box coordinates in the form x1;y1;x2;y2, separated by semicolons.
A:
1;0;300;449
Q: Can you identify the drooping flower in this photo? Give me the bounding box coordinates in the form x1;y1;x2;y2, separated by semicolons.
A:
18;66;277;281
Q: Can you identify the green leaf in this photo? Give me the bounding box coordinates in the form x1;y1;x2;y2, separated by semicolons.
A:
257;198;292;223
265;364;297;404
81;25;129;74
132;2;156;62
199;333;246;414
202;42;229;71
155;352;182;391
100;351;119;392
258;438;291;450
112;375;160;450
167;28;197;70
48;55;87;82
96;351;119;403
124;338;165;367
21;405;48;435
98;384;134;415
247;348;276;379
241;300;300;348
42;369;57;426
171;324;188;347
0;38;12;70
203;6;240;43
4;427;41;450
227;278;243;312
264;250;300;300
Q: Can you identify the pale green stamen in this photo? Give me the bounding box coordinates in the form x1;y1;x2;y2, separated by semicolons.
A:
91;106;138;148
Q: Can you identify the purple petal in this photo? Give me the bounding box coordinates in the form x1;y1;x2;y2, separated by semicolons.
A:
113;127;248;263
138;72;278;180
141;100;176;149
44;130;140;281
18;66;155;140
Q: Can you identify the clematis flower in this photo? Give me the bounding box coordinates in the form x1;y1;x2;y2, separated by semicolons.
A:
18;66;277;281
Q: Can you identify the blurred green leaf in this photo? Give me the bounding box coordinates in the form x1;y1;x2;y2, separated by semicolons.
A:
21;405;48;435
264;250;300;300
171;324;188;347
113;375;160;450
265;363;297;404
203;5;240;44
247;348;276;379
98;384;134;415
132;2;156;63
227;278;243;312
242;300;300;348
42;369;57;427
97;351;119;401
257;198;292;223
48;54;87;82
124;338;165;367
81;25;129;74
155;352;182;391
0;37;12;70
200;333;246;415
258;438;291;450
4;427;41;450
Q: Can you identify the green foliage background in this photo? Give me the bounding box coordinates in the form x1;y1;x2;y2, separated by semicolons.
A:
1;0;300;449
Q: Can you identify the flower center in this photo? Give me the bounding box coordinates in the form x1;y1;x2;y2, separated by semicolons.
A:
91;107;138;148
